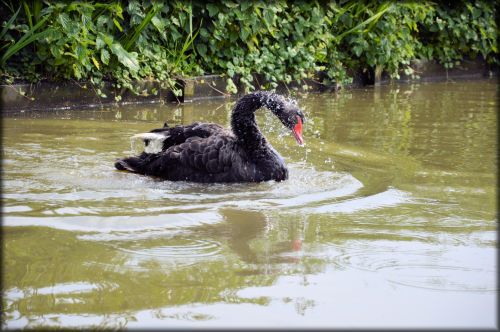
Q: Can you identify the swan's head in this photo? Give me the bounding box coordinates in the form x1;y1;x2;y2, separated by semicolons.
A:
266;94;306;146
282;104;305;146
254;91;306;145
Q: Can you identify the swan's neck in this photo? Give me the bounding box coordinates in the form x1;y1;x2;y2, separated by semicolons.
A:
230;93;268;150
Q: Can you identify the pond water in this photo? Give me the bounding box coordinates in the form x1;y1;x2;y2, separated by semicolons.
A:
1;79;497;329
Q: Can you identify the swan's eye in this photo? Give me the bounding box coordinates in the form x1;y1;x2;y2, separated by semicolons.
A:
298;112;305;124
295;115;302;125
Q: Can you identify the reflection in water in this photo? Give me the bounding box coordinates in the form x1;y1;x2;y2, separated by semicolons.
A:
223;209;267;264
2;80;497;329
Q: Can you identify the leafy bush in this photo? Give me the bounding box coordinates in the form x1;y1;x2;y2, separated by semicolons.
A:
418;1;498;69
1;1;202;97
1;0;498;96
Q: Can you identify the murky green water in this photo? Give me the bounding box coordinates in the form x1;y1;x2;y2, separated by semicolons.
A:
2;80;497;329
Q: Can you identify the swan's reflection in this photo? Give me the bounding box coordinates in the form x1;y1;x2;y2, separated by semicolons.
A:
218;208;306;267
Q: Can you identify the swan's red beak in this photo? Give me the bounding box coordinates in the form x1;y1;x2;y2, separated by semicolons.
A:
292;116;304;146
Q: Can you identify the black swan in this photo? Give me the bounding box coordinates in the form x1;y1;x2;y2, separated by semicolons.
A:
115;91;305;182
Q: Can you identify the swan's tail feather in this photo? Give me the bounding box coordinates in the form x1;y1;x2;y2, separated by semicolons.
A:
115;157;141;172
114;153;155;174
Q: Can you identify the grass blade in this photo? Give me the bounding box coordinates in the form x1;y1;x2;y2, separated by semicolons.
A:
1;14;50;66
121;3;162;51
336;2;393;42
23;1;33;29
1;5;21;40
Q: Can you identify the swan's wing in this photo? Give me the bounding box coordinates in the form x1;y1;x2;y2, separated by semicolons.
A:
145;122;227;151
116;134;240;181
165;134;236;174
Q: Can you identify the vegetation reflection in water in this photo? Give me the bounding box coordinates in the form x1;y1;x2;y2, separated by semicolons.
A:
2;80;497;329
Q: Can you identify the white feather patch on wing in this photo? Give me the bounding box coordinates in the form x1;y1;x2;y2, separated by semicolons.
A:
130;132;169;154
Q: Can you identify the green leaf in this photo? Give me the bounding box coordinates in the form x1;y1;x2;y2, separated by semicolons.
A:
73;63;82;79
224;2;239;9
240;27;250;40
75;44;86;62
264;10;274;26
99;32;114;48
241;1;253;12
127;1;142;16
151;16;165;31
57;13;71;31
96;36;105;50
100;49;110;65
50;45;62;58
97;16;108;28
226;77;237;94
113;18;123;32
206;4;218;17
46;28;63;42
115;3;124;19
110;42;139;72
196;43;207;57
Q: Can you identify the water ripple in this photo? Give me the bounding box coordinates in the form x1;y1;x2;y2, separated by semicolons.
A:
328;243;496;292
305;188;411;214
3;165;373;218
118;239;222;259
3;211;222;232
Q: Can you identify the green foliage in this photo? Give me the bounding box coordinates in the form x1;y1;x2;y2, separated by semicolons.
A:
0;0;498;96
0;0;202;96
419;1;498;69
194;1;327;92
332;2;434;79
